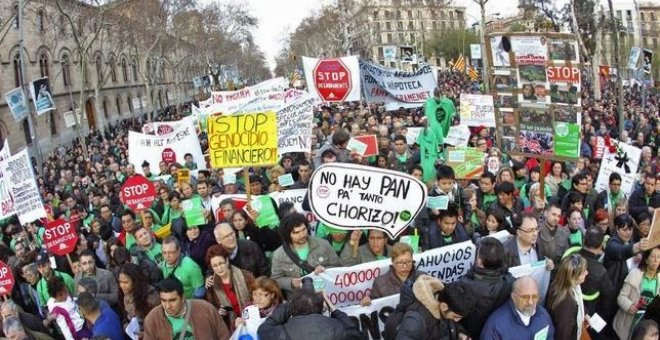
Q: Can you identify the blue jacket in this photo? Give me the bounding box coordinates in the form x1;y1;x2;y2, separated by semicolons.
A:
420;221;469;251
481;299;555;340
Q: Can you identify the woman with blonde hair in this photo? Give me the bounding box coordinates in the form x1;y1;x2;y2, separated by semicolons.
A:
547;254;589;340
268;165;286;193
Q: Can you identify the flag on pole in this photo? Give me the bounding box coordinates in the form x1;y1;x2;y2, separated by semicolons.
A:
467;64;479;81
453;54;466;73
290;68;303;83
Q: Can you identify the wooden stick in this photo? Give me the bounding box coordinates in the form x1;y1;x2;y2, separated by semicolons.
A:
539;158;546;199
65;254;74;274
244;167;252;203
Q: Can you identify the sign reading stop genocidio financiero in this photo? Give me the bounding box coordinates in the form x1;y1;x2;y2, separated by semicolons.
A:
120;175;157;211
309;163;426;238
44;218;79;256
207;112;278;168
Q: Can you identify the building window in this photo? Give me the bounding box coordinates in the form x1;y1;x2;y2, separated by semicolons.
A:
375;22;380;31
127;95;132;113
654;38;658;48
398;21;403;30
13;5;19;29
407;10;413;19
409;21;414;30
384;11;390;19
96;55;103;82
13;54;23;87
386;21;391;31
433;21;437;29
116;97;121;115
61;54;71;87
132;60;138;81
373;11;378;20
387;33;392;43
22;119;31;145
399;33;405;43
626;10;632;21
49;111;57;135
121;58;128;82
110;57;117;83
36;9;45;33
103;99;108;118
39;53;50;78
440;11;446;20
59;15;66;34
641;12;645;21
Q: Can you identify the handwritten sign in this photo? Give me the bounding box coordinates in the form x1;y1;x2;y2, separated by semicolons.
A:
1;149;46;224
277;96;314;155
309;163;427;238
347;138;368;156
207;112;278;168
459;94;496;127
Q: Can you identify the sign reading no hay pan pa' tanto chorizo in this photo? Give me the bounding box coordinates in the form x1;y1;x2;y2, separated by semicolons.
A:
309;163;427;238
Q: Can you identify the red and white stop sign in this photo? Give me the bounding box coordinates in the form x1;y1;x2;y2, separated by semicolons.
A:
157;124;174;136
44;219;79;257
162;148;176;164
0;261;14;296
120;175;157;211
313;59;352;102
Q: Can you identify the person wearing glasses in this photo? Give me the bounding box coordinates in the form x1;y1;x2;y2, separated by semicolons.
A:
340;230;391;267
213;223;271;278
547;254;589;340
605;214;650;294
359;243;423;306
504;212;556;271
481;276;555;339
613;246;660;340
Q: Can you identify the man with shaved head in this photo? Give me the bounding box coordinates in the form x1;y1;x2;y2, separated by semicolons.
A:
481;276;555;339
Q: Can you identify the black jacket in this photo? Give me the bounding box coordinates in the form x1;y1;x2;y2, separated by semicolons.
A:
230;239;271;277
579;248;616;324
458;267;514;337
604;234;635;295
420;221;469;251
628;188;660;221
257;303;362;340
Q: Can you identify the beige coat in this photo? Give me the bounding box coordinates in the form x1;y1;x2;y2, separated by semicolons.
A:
613;268;660;340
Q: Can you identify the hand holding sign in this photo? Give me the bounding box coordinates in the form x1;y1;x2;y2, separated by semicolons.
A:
309;163;427;238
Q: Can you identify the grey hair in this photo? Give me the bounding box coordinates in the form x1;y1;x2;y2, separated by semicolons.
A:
0;300;18;314
2;316;25;337
21;263;38;277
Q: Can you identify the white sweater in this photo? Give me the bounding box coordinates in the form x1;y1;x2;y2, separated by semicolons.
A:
47;296;85;340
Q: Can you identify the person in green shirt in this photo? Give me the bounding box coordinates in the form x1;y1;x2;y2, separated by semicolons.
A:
340;229;391;266
141;161;157;181
160;236;205;299
34;252;76;308
132;226;164;267
478;173;498;213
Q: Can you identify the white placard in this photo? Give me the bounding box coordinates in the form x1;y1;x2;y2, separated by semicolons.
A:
277;95;314;155
594;139;641;196
459;94;496;127
1;149;47;224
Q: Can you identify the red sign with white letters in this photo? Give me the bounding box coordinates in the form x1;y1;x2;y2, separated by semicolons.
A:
44;218;79;256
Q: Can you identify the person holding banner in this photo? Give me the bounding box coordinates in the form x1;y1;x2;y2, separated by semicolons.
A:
363;241;425;307
340;230;392;267
271;213;339;294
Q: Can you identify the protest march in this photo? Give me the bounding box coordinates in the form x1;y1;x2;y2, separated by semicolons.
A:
1;22;660;340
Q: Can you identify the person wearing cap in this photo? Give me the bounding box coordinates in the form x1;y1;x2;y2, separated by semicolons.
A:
392;275;471;339
222;174;240;195
481;276;555;339
34;251;76;312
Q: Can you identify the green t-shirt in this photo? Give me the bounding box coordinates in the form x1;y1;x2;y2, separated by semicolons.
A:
442;235;453;245
331;240;345;254
569;229;583;247
167;314;194;340
146;243;164;266
396;154;407;163
296;244;310;261
160;257;205;298
482;194;497;212
125;234;137;250
36;271;76;306
641;276;657;307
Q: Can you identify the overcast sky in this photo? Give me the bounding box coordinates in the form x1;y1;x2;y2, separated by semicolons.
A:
212;0;569;72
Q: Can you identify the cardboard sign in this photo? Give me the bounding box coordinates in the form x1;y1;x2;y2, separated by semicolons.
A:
277;95;315;155
308;163;427;238
459;94;496;127
44;218;79;256
177;168;190;186
3;87;29;121
161;148;176;164
353;135;379;157
405;127;424;145
347;138;368;156
0;149;47;224
305;241;475;307
182;196;205;227
303;56;361;102
0;139;15;220
594;140;642;196
120;175;157;211
647;209;660;248
207;112;279;168
0;261;14;296
445;147;486;179
444;125;471;147
278;173;294;187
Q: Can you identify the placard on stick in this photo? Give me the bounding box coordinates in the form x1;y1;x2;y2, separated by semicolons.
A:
647;208;660;248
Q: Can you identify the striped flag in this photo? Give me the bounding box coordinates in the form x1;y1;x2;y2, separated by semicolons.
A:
290;68;303;83
467;64;479;81
453;54;466;73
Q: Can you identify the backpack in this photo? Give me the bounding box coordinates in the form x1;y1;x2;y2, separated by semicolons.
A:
382;305;407;340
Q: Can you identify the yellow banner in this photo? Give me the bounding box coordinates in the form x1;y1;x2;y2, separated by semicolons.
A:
207;112;278;168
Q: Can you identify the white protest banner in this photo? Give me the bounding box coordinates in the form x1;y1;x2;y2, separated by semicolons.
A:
459;94;496;127
444;125;471;147
277;95;314;155
269;189;318;226
302;56;361;102
342;294;399;339
3;87;29;121
509;260;551;303
210;77;288;114
233;92;285;114
405;127;424;145
359;59;437;111
309;163;427;238
628;47;642;70
0;140;16;220
29;77;55;115
1;149;46;224
595;139;641;196
141;117;196;136
306;241;475;308
284;88;308;103
128;118;206;176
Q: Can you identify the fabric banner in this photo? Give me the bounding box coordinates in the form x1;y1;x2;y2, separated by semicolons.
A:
0;140;16;220
0;149;46;224
341;294;399;339
29;77;55;115
128;118;206;175
405;127;424;145
207;112;279;168
305;241;476;308
595;139;641;196
3;87;29;121
141;118;189;136
277;95;315;155
459;94;496;127
302;56;361;102
210;78;288;114
359;59;437;111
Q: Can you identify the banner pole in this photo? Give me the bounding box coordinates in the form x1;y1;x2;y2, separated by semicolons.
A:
245;168;252;203
539;158;546;199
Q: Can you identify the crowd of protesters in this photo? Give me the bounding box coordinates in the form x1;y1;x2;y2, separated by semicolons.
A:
0;69;657;340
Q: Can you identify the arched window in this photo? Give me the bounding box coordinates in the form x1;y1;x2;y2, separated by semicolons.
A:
39;53;50;78
127;94;132;113
131;60;138;81
13;5;20;29
49;111;57;135
96;55;103;81
13;54;23;87
121;58;128;82
115;97;121;115
102;99;109;118
61;54;71;87
110;57;117;83
36;9;45;33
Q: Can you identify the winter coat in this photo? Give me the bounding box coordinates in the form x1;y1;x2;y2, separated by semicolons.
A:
420;221;469;251
604;234;636;294
628;188;660;221
457;267;514;337
230;239;271;278
579;248;616;323
257;303;362;340
613;268;660;340
143;299;230;340
369;267;424;300
480;299;555;340
271;237;340;294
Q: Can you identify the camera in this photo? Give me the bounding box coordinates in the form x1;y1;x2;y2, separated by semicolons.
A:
301;277;315;292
